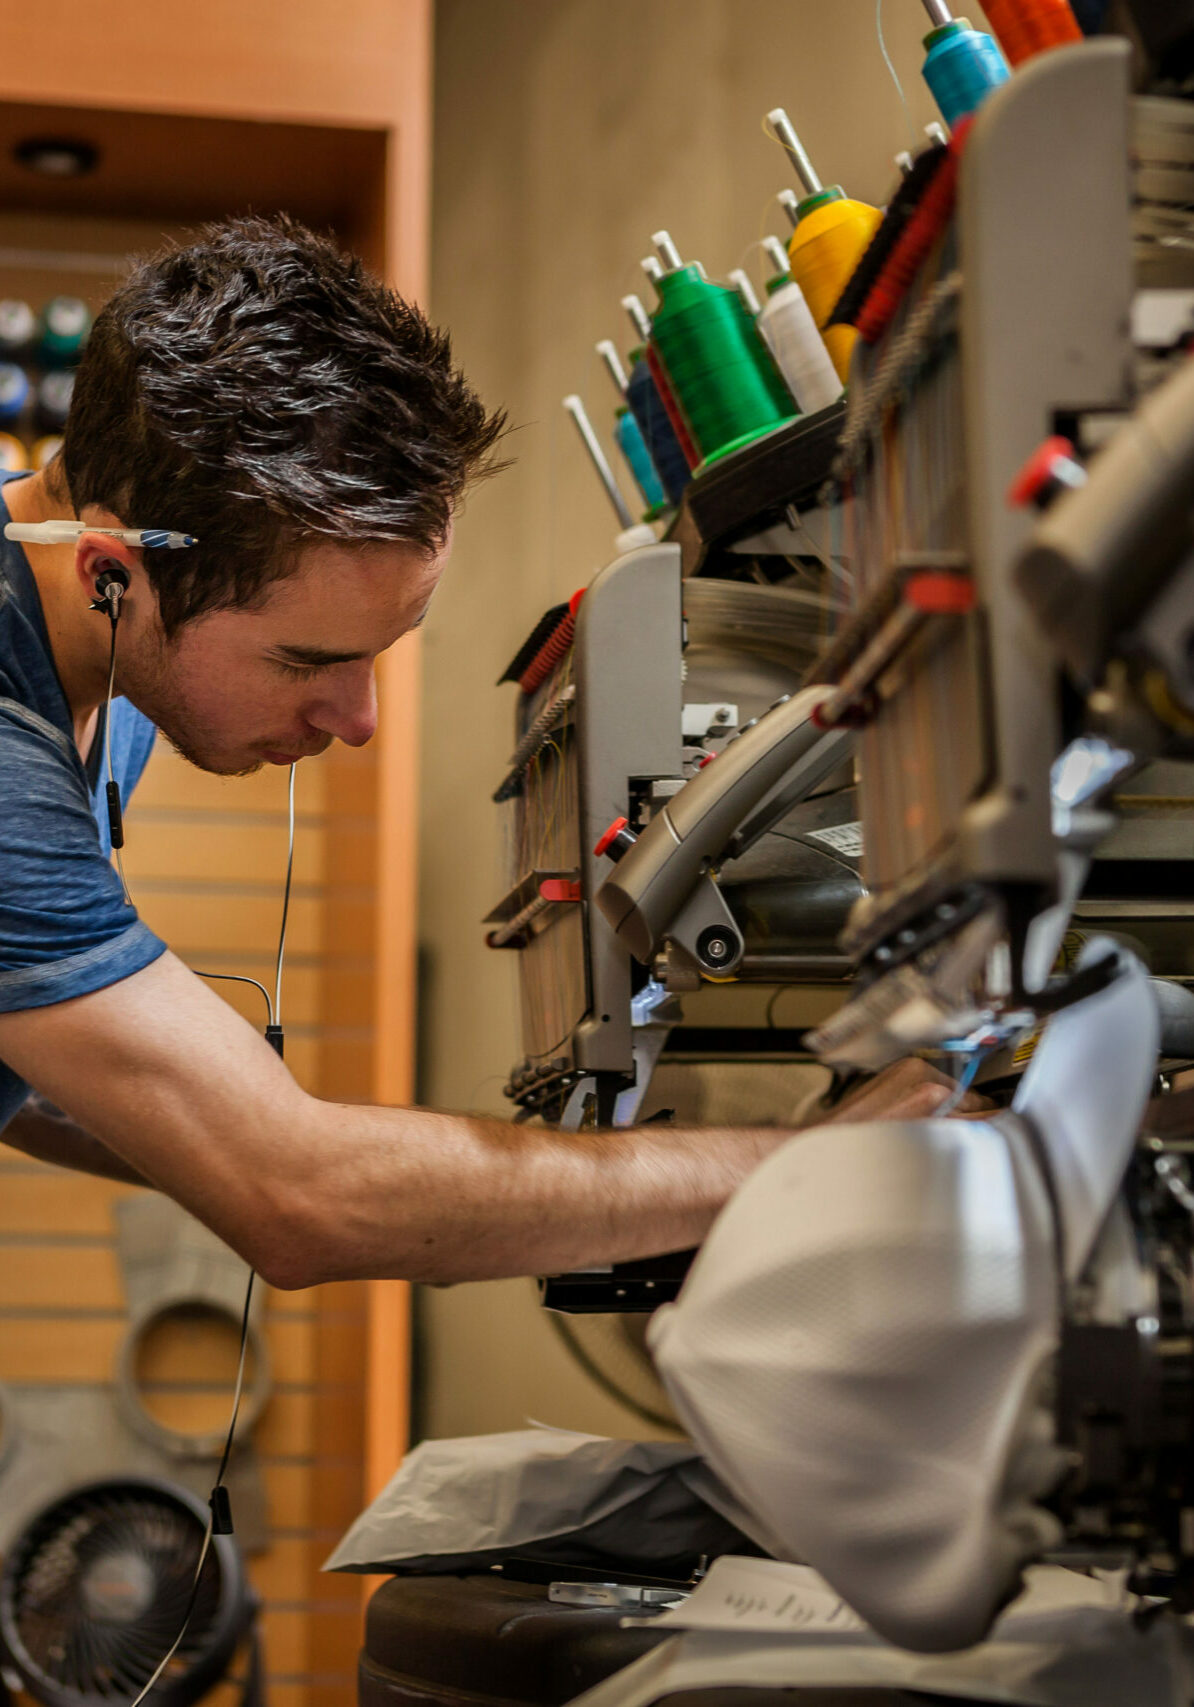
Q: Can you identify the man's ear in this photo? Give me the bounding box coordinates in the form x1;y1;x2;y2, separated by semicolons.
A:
74;531;140;611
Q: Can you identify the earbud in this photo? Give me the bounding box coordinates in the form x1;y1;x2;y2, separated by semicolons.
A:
90;560;130;623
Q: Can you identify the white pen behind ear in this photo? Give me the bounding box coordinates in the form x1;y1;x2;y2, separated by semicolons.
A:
4;521;196;548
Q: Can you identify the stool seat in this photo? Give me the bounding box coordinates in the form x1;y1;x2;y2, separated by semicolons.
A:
358;1574;985;1707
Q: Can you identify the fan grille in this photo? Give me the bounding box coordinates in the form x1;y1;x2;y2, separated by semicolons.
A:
7;1486;224;1702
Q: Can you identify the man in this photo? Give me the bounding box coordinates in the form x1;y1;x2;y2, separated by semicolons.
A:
0;216;980;1290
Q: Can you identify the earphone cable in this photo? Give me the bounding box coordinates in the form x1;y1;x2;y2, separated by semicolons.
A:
194;972;274;1027
126;1277;255;1707
103;620;132;907
274;763;296;1026
193;763;297;1033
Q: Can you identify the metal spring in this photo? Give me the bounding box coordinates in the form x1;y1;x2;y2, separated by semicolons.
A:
493;684;576;802
519;593;584;694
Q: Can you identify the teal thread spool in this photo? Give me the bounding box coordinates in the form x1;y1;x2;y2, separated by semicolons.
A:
39;296;91;367
614;410;665;511
920;2;1009;127
645;231;796;469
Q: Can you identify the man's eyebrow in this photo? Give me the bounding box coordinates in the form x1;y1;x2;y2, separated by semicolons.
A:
271;643;370;666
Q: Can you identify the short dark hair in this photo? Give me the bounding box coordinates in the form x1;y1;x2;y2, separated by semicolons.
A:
56;213;506;635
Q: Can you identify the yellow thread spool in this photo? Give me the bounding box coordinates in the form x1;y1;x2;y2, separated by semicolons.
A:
31;434;63;471
787;196;883;383
0;433;27;472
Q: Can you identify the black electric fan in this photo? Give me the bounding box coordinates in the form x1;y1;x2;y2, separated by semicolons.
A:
0;1478;258;1707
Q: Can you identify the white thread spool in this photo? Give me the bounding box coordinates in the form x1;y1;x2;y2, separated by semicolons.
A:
756;235;842;416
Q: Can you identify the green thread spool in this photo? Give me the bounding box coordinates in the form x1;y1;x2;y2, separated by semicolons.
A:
645;231;796;469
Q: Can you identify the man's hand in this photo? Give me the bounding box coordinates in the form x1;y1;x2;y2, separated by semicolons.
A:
822;1057;991;1124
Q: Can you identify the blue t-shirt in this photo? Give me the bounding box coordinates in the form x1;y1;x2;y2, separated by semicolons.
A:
0;473;165;1130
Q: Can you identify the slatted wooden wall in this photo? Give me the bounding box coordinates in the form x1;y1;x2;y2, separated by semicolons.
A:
0;12;432;1691
0;740;374;1706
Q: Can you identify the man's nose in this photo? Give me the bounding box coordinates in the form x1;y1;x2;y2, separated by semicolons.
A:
308;665;378;747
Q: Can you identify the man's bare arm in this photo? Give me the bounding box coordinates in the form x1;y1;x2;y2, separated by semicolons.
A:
0;953;979;1290
0;952;784;1287
3;1094;147;1185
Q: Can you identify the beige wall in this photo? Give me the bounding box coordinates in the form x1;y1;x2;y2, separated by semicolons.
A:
418;0;987;1439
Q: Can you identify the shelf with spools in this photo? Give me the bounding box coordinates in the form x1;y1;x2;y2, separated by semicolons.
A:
0;292;89;474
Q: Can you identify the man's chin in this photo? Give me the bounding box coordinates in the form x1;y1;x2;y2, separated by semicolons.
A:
162;731;264;778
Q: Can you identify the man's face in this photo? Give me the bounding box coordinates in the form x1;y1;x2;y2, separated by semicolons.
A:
125;536;445;776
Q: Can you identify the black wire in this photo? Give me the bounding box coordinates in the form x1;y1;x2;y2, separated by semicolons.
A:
126;1273;254;1706
273;765;296;1025
215;1271;255;1492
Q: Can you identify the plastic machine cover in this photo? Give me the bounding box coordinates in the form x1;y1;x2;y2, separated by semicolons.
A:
650;944;1159;1653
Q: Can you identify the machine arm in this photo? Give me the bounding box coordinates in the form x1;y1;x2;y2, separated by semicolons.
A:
594;684;851;973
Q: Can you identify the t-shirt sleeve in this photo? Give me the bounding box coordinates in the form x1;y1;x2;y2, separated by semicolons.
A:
0;698;166;1012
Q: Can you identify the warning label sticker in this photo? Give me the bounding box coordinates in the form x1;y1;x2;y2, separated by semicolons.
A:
806;820;865;859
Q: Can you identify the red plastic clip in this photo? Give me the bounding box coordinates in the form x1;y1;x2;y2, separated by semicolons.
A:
539;878;582;903
903;572;976;614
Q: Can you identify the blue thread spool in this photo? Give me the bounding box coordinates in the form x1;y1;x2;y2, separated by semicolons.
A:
0;363;29;426
626;356;690;505
922;18;1010;127
621;296;691;506
36;371;74;434
597;338;667;514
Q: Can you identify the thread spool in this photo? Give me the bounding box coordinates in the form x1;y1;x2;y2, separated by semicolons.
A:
622;300;693;505
0;364;29;428
31;435;63;471
35;370;74;434
613;410;665;511
920;14;1010;128
0;301;34;360
757;236;841;417
768;110;883;384
981;0;1081;64
0;434;26;472
633;289;703;472
597;338;667;513
626;357;692;501
40;296;90;367
644;232;796;468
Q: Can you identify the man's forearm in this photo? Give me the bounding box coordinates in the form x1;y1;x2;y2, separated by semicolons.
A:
3;1097;149;1186
270;1102;781;1288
